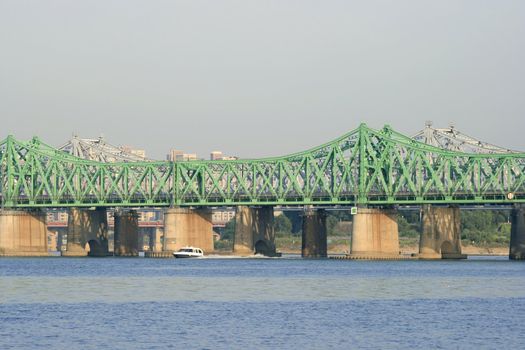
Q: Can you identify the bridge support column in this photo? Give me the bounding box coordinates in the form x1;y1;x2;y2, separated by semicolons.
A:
48;230;58;252
233;206;277;256
301;208;327;258
138;228;147;252
56;228;67;253
153;227;163;251
419;205;466;259
349;208;400;259
163;208;214;253
114;210;139;257
0;210;48;256
510;205;525;260
63;207;109;257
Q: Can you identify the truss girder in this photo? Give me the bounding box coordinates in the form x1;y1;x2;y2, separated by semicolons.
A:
1;125;525;208
58;136;152;162
412;125;519;154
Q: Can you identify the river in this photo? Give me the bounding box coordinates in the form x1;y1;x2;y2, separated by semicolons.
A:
1;256;524;349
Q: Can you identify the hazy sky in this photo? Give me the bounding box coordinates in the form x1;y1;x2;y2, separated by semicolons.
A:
1;0;524;159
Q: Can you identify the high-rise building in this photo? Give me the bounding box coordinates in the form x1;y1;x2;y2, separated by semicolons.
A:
167;149;184;161
210;151;238;161
167;149;197;161
210;151;223;160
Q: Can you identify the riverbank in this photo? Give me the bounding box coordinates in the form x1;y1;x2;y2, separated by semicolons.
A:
278;244;509;256
215;237;510;256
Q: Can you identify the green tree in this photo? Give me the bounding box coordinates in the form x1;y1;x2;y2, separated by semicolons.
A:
283;211;302;234
397;214;419;238
220;218;235;241
460;209;511;245
274;214;292;236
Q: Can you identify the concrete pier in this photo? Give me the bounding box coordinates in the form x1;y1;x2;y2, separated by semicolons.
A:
0;210;48;256
510;205;525;260
163;208;213;253
233;206;277;256
114;210;139;256
301;208;327;258
419;205;466;259
48;230;58;252
63;207;109;257
349;208;400;259
152;227;163;251
139;227;163;252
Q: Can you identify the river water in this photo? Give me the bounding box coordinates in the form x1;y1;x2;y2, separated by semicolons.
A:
1;256;524;349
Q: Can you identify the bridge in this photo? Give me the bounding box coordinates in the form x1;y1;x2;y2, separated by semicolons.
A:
1;123;524;259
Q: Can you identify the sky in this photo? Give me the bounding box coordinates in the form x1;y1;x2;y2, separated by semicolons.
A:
1;0;524;160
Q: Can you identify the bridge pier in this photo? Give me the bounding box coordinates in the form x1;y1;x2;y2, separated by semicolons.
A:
63;207;109;257
114;210;139;256
139;227;163;252
301;208;327;258
349;208;400;259
152;227;163;251
163;208;214;253
0;209;48;256
233;206;277;256
419;205;466;259
510;205;525;260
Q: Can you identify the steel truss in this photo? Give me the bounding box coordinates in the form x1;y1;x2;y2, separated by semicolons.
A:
1;124;525;208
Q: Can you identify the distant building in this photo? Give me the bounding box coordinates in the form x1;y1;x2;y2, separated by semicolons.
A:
212;209;235;226
210;150;238;161
167;149;197;161
47;210;68;224
167;149;183;161
119;146;147;160
210;151;223;160
182;153;197;161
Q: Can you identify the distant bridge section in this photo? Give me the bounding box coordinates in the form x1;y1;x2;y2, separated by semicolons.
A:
413;121;519;154
58;135;153;162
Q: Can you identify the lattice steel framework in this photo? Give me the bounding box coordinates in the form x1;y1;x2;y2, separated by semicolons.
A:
59;135;152;162
413;122;519;153
1;124;525;208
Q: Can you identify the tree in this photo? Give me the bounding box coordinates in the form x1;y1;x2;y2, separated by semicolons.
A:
283;211;302;234
397;214;419;238
274;214;292;235
220;219;235;241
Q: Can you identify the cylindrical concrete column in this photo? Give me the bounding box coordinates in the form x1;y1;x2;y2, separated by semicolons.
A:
153;227;163;251
233;206;277;256
64;208;84;256
64;207;109;257
301;208;327;258
0;209;48;256
233;206;254;254
350;208;399;258
163;208;214;253
48;230;58;252
114;210;139;256
419;205;465;259
510;206;525;260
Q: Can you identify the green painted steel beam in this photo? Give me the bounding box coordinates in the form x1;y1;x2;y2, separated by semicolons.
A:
1;124;525;209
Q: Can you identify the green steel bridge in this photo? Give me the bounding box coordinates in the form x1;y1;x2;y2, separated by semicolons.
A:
1;123;524;208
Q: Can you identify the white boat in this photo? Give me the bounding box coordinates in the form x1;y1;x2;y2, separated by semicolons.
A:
173;247;204;258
